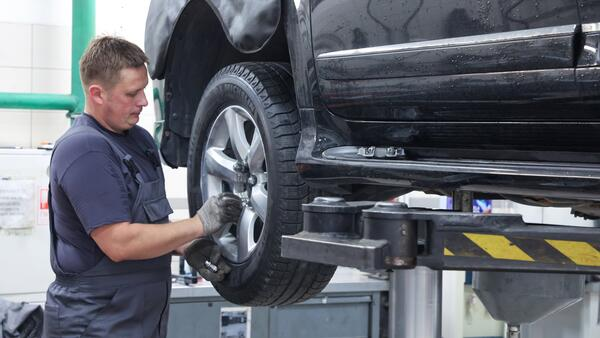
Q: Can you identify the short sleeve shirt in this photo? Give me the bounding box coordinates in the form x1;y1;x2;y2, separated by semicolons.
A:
50;114;161;273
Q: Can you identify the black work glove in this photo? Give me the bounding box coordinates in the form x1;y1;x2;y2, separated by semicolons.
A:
196;192;243;236
184;239;232;282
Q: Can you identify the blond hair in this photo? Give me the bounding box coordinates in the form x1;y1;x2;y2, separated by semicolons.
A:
79;36;148;89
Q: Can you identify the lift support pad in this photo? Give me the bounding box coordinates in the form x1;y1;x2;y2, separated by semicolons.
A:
281;198;600;273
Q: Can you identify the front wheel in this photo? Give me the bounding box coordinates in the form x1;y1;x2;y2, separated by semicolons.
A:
187;62;336;305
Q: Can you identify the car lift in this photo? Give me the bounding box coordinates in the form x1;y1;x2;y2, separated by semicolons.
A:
281;192;600;338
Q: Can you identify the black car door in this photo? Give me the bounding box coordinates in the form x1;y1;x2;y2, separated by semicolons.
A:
311;0;580;122
575;1;600;100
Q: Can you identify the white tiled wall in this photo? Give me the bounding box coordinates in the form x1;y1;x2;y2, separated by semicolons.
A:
0;0;186;198
0;67;31;92
0;0;160;152
32;24;71;69
0;0;71;27
31;110;70;146
31;68;70;94
0;19;70;148
0;22;32;67
0;111;32;147
0;0;186;200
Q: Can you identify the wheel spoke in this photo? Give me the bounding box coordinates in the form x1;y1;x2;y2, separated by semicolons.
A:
224;107;250;161
247;130;265;174
214;231;237;261
250;183;268;221
213;222;233;241
204;147;237;184
237;206;258;261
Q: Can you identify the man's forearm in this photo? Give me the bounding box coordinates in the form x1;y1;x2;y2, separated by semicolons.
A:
123;218;202;260
91;216;205;262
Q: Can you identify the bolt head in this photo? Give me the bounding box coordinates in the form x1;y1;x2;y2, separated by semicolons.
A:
233;161;244;172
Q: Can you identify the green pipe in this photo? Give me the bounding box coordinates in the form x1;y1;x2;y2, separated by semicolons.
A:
152;87;165;147
69;0;95;117
0;0;94;115
153;87;164;117
0;93;78;111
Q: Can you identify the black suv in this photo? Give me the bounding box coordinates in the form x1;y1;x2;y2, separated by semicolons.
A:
145;0;600;305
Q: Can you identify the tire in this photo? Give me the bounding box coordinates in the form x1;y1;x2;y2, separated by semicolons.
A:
187;62;336;305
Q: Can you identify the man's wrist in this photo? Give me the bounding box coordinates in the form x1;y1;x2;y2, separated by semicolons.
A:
175;242;190;256
193;213;205;237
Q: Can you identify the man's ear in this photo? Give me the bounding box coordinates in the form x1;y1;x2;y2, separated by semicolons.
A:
88;84;104;105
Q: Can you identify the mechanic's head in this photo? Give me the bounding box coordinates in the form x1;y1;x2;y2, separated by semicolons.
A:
80;36;149;133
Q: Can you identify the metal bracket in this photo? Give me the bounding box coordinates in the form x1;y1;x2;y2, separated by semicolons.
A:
357;146;406;159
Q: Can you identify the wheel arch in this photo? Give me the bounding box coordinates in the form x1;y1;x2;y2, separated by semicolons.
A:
146;0;290;167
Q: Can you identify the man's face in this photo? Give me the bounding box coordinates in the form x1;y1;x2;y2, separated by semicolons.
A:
101;66;149;133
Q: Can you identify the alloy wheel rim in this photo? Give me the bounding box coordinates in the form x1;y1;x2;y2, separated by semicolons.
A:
200;105;268;263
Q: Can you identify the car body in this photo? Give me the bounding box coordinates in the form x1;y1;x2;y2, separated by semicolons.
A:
145;0;600;305
147;0;600;212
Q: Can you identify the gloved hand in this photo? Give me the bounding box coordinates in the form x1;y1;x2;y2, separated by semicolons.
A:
196;192;243;236
184;239;232;282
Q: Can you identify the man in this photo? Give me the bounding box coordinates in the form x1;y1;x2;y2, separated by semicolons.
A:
42;36;241;338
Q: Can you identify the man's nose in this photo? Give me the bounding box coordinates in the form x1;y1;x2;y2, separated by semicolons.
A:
139;92;148;107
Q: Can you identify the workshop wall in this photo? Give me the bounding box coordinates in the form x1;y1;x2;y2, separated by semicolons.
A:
0;0;157;148
0;0;71;148
0;0;188;215
0;0;188;303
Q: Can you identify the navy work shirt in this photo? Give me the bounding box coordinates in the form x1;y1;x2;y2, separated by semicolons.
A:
50;114;161;273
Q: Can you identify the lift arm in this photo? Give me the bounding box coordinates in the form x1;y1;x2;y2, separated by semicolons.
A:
281;198;600;274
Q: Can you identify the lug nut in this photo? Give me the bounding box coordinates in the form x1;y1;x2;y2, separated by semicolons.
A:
233;161;248;173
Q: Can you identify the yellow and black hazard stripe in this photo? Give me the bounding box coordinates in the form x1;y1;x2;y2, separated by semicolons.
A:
444;233;600;267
